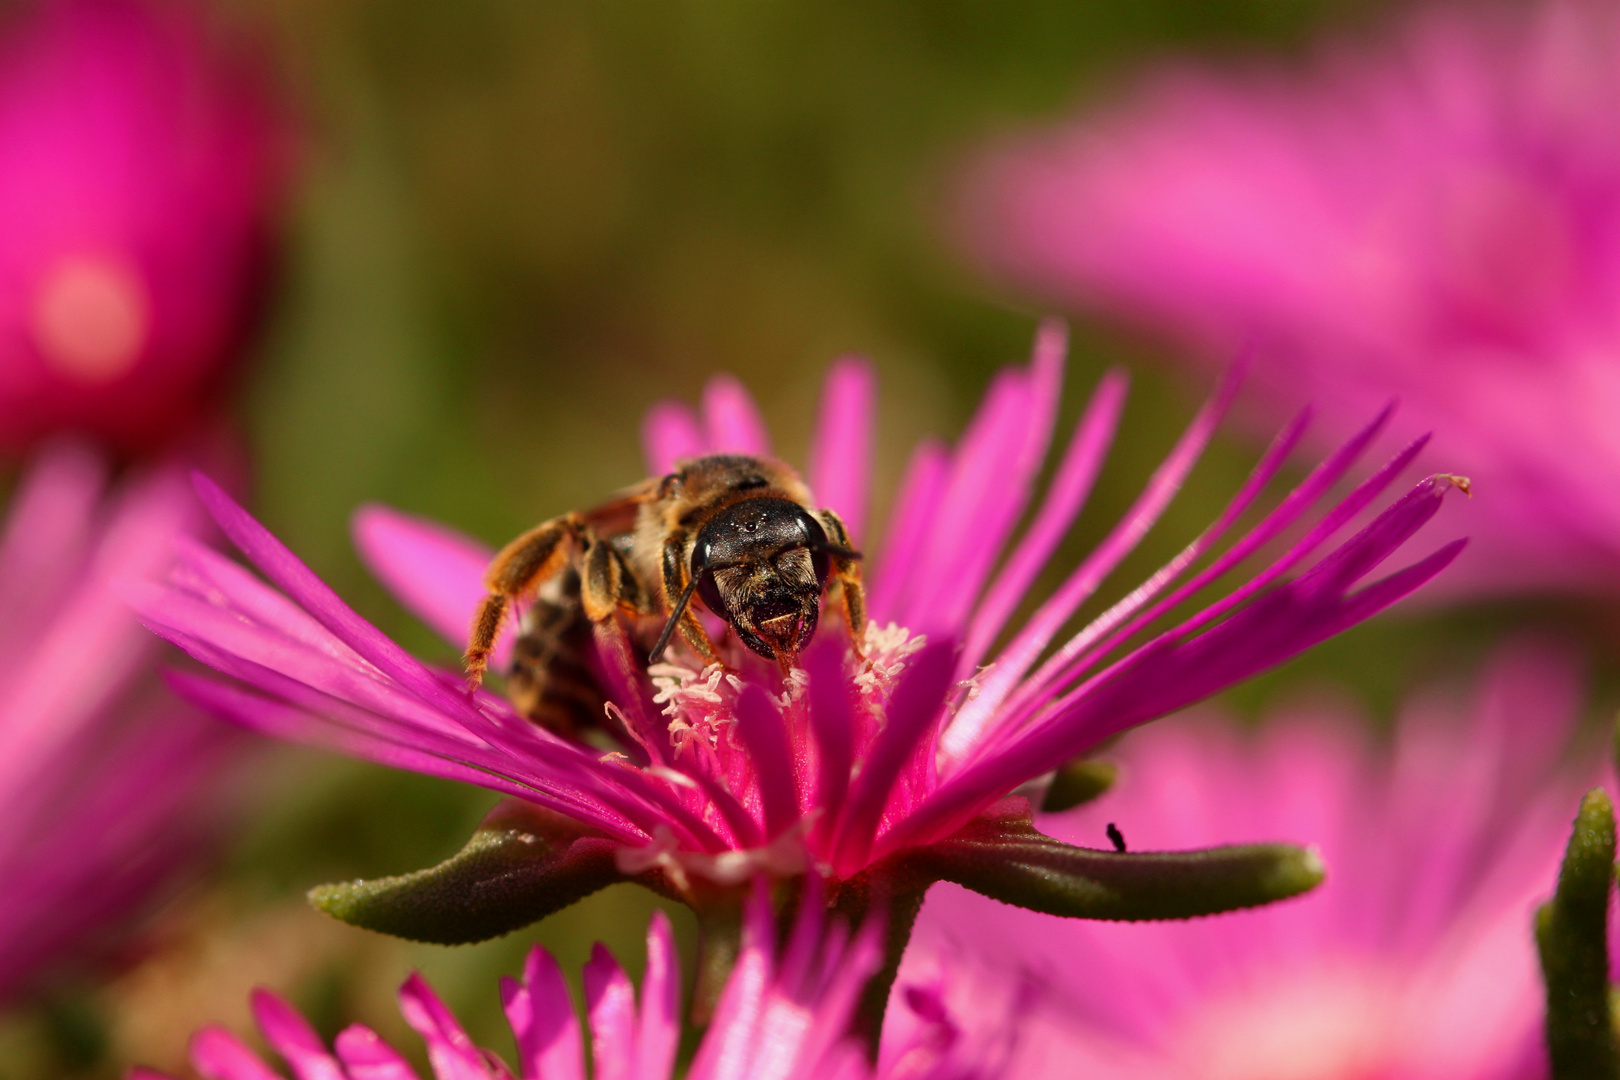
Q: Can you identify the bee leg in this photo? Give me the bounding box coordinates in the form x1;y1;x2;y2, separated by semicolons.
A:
466;513;584;688
817;509;868;658
579;531;652;621
660;534;724;667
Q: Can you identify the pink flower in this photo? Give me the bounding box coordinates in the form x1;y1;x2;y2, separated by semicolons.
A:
130;884;1006;1080
0;0;289;454
900;641;1597;1079
133;324;1462;933
961;1;1620;594
0;441;243;1003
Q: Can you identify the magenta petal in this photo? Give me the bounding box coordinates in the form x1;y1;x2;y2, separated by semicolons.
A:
504;945;585;1080
734;685;798;839
944;364;1239;753
806;641;855;850
960;367;1126;673
352;503;503;663
897;368;1031;635
636;912;681;1080
249;988;343;1080
398;972;488;1080
643;400;706;474
894;522;1466;855
189;1026;283;1080
333;1024;416;1080
832;641;955;874
584;942;638;1080
807;357;875;543
867;437;949;623
702;375;771;456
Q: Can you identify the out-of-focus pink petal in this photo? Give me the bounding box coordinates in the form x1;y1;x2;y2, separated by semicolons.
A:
961;0;1620;595
503;945;586;1080
399;972;489;1080
352;504;503;662
584;943;639;1080
702;375;771;456
190;1026;283;1080
0;0;291;454
637;912;681;1080
808;357;876;543
644;400;706;474
250;989;344;1080
333;1024;417;1080
904;642;1595;1079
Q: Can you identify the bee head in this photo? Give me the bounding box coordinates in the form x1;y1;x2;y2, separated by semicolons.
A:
690;497;830;660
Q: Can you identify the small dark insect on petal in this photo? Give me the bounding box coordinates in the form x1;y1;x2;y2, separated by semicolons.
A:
1106;822;1127;853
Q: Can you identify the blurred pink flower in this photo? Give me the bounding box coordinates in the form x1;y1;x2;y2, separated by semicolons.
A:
0;0;289;454
0;441;244;1003
899;641;1598;1079
962;1;1620;593
132;884;1007;1080
133;324;1464;904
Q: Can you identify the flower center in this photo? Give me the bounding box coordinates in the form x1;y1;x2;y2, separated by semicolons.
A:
1170;962;1398;1080
30;252;151;384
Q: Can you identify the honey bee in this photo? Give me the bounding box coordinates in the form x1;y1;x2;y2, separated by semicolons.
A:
466;454;866;725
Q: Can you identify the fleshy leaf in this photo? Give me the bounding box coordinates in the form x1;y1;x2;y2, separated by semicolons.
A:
309;799;626;944
910;800;1323;920
1041;758;1119;813
1536;788;1619;1080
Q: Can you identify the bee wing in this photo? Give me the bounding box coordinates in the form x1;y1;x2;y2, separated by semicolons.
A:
580;477;659;538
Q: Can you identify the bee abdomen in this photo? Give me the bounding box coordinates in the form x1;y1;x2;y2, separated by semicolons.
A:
505;572;604;736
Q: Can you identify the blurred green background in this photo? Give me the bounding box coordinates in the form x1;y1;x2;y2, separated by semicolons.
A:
14;0;1613;1076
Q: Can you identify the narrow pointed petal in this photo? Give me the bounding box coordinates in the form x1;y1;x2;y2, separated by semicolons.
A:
735;685;799;839
893;480;1466;855
308;799;626;944
636;912;681;1080
833;641;955;873
961;367;1126;673
807;641;855;849
352;504;499;660
398;972;489;1080
189;474;492;729
808;357;875;543
944;365;1240;756
504;945;586;1080
703;375;771;456
911;320;1067;635
585;943;638;1080
644;401;706;474
190;1026;283;1080
250;989;343;1080
1536;788;1619;1077
333;1024;417;1080
867;438;949;621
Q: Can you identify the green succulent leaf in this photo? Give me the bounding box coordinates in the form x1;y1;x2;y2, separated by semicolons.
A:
1537;787;1619;1080
1041;758;1119;813
911;802;1323;921
308;799;626;944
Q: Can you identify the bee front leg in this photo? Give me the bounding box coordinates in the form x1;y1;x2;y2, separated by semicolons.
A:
660;534;723;667
467;513;584;689
817;509;867;658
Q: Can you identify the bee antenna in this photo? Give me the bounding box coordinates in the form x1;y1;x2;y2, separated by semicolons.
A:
648;568;706;665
